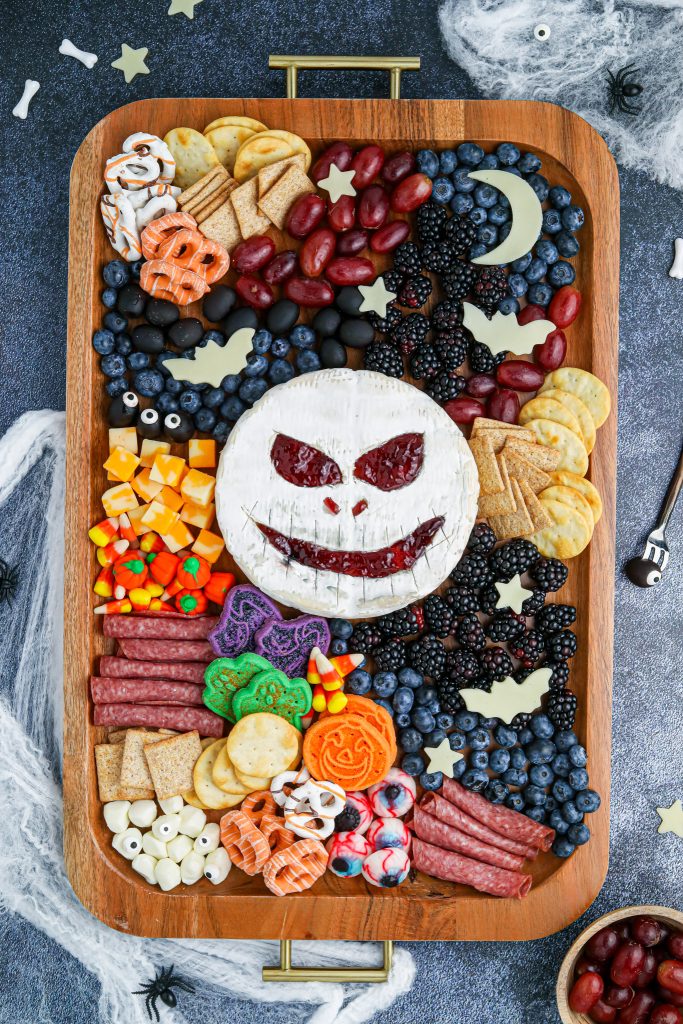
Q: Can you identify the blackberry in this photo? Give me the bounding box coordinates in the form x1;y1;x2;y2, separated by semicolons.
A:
431;299;464;333
455;614;486;651
509;629;546;668
546;689;577;730
521;588;547;616
393;242;422;277
546;630;578;661
398;274;432;309
391;313;430;355
473;266;509;311
433;332;468;371
514;666;534;684
382;269;404;294
468;340;505;375
546;660;570;692
408;634;447;678
486;613;526;643
479;646;513;681
442;214;477;255
488;539;540;581
445;648;481;682
409;344;442;380
442;262;478;302
478;583;502;617
373;639;408;672
377;606;420;639
423;594;454;638
530;557;569;593
368;305;402;334
510;712;532;732
436;678;466;713
426;370;466;404
350;621;383;653
450;551;494;589
363;341;404;378
467;522;497;555
416;200;448;245
536;604;577;635
445;585;480;616
421;241;460;275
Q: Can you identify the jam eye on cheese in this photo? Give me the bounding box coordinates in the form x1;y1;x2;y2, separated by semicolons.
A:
271;433;343;488
353;433;424;491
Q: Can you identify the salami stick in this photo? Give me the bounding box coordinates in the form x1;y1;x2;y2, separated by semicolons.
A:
117;638;214;662
413;838;532;899
420;792;536;859
412;807;525;873
442;777;555;852
90;677;204;706
103;614;218;640
94;702;224;736
99;657;208;684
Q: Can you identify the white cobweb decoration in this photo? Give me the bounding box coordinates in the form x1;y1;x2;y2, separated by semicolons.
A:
0;411;415;1024
438;0;683;189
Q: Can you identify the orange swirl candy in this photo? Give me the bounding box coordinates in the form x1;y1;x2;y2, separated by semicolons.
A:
303;712;393;791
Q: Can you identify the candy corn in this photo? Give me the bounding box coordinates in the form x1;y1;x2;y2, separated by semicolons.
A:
327;690;348;714
89;517;119;547
118;512;137;545
330;653;364;676
140;532;165;554
128;587;152;611
143;579;164;598
149;598;177;613
96;538;129;568
315;650;344;692
93;565;114;599
307;647;322;686
94;598;132;615
312;684;327;713
163;577;184;600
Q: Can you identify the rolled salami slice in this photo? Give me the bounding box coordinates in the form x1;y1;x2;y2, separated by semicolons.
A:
93;702;224;736
103;615;218;640
90;677;204;706
413;807;525;872
442;778;555;852
100;657;208;683
117;638;214;662
412;838;532;899
420;792;535;859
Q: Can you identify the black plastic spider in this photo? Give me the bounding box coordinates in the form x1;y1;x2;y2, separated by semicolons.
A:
607;62;643;115
133;965;195;1022
0;559;19;606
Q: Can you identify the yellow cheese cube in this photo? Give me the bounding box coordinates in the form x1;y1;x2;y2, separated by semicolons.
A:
160;519;195;554
101;483;139;517
188;438;217;469
108;427;138;455
157;486;184;513
180;468;215;509
180;501;216;530
141;500;179;534
140;439;171;468
191;528;225;564
131;468;164;503
150;453;186;488
103;446;140;483
127;503;152;535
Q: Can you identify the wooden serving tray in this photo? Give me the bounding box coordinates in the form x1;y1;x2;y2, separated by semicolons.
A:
65;97;619;941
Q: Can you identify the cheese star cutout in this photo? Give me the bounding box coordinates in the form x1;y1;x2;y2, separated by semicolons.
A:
495;574;533;614
168;0;203;17
358;277;396;318
656;799;683;837
111;44;150;84
423;736;464;778
317;164;356;203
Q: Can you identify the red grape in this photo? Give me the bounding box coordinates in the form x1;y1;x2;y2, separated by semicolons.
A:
390;173;432;212
299;228;336;277
632;917;664;948
336;229;368;257
619;990;656;1024
588;998;617;1023
381;150;416;184
465;374;498;398
231;234;275;273
328;195;356;233
488;389;520;423
604;985;634;1008
586;927;621;963
325;257;375;286
634;952;658;988
658;986;683;1008
659;962;683;996
533;327;567;371
350;144;385;188
576;959;604;977
284;276;334;307
235;274;274;309
611;943;646;987
650;1006;683;1024
311;141;353;182
569;972;605;1012
286;194;326;238
668;934;683;960
517;303;547;326
358;185;390;230
548;285;582;328
262;250;297;286
496;360;546;392
370;220;410;253
443;396;485;424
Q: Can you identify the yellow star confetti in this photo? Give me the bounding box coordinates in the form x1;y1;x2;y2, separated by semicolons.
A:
168;0;204;17
657;799;683;837
111;44;150;84
423;736;464;778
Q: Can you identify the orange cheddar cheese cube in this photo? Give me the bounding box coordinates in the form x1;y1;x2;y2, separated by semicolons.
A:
131;468;164;503
157;486;184;513
150;453;186;488
102;483;139;517
140;438;171;468
188;438;217;469
103;446;140;483
141;500;179;535
180;468;215;509
127;503;152;535
191;528;225;564
108;426;138;455
160;519;195;554
180;501;215;530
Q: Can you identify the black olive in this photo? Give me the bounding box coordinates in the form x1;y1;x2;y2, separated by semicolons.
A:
108;391;139;427
137;407;162;439
168;317;204;351
312;307;342;336
131;324;165;354
335;286;364;317
319;337;348;368
116;283;146;317
145;298;179;328
222;307;259;336
164;410;195;443
339;318;375;348
266;299;300;335
203;285;236;323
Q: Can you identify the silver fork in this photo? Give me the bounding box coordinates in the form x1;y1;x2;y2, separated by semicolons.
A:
629;444;683;583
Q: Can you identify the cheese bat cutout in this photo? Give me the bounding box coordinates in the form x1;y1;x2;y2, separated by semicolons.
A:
165;328;255;387
468;169;543;266
462;301;554;356
459;667;552;724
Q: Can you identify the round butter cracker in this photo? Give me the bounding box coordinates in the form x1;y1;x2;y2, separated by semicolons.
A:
549;470;603;524
530;496;592;559
256;129;311;170
233;133;296;182
205;125;256;174
193;739;246;810
163;127;220;190
212;741;252;795
519;396;582;438
539;367;611;428
525;417;589;476
227;712;301;779
204;114;269;134
539;484;594;536
539;388;596;453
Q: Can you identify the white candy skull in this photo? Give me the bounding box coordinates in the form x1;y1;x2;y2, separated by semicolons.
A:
215;369;479;618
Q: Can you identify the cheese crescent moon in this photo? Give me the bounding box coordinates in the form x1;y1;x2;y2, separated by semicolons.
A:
468;169;543;266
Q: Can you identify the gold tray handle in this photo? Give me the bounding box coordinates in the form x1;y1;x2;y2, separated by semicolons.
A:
269;55;420;99
263;939;393;983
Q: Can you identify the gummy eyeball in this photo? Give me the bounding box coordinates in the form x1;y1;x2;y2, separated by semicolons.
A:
112;827;143;860
151;813;180;841
367;768;416;818
166;834;194;864
194;822;220;853
131;852;158;885
361;848;411;888
327;831;372;877
204;847;231;884
334;792;373;834
127;799;157;829
103;800;131;833
366;817;411;853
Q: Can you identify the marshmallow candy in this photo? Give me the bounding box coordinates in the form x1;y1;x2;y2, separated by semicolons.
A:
194;822;220;854
142;832;168;860
112;827;143;860
158;795;184;814
166;834;194;863
103;800;131;833
155;857;182;891
178;804;206;838
152;813;180;841
204;847;231;884
132;853;158;884
180;850;205;885
128;800;157;829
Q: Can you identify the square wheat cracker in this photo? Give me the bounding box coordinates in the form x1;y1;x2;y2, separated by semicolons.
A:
503;449;552;493
231;178;271;238
258;164;315;229
178;165;228;208
94;743;154;802
199;200;242;250
478;455;516;515
257;154;306;196
519;478;553;531
469;435;505;494
121;729;169;789
505;436;561;471
489;478;534;538
144;731;202;800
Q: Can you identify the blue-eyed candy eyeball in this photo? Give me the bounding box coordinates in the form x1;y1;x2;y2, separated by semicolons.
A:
334;792;373;835
367;767;416;818
327;831;372;877
361;848;411;888
366;817;411;852
131;853;158;885
112;827;143;860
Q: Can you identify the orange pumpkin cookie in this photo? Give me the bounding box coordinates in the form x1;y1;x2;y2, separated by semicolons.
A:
141;211;197;260
240;790;277;826
321;695;397;759
260;813;296;856
219;808;270;875
303;712;393;791
262;837;327;896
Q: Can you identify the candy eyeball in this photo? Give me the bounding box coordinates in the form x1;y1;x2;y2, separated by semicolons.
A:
334;792;373;834
361;848;411;888
327;831;372;877
166;834;194;864
131;853;158;885
534;23;551;41
127;799;157;829
151;813;180;841
142;832;168;860
158;795;184;814
112;827;143;860
194;822;220;854
367;768;416;818
204;847;231;885
366;817;411;853
137;407;162;440
180;850;205;885
164;410;194;443
155;857;182;892
103;800;131;833
178;804;206;839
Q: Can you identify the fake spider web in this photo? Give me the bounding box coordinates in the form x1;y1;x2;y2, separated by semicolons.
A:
0;410;415;1024
438;0;683;190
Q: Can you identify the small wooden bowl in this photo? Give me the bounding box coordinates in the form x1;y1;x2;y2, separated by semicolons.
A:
556;904;683;1023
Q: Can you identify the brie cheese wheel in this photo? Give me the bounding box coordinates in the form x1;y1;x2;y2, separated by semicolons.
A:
216;369;479;618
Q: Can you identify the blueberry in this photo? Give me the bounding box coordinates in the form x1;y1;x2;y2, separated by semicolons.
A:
567;823;590;846
127;351;150;371
527;282;554;307
529;763;554;787
454;711;478;732
530;714;555;739
494;724;518;748
549;185;571;209
399;727;423;754
128;260;143;282
102;287;118;308
271;336;291;358
432;176;455;204
101;353;127;377
480;718;499;730
452;758;467;780
526;739;556;765
556;231;580;258
393;686;414;714
468;243;487;260
524;258;547;284
374;698;394;718
401;753;426;777
252;329;273;354
505;792;525;812
549;808;569;834
425;729;446;747
478;153;500;170
156;392;179;414
561;801;583;826
218;374;239;395
487;203;509;226
470;749;489;770
436;712;454;730
239;378;268;404
526;173;549;202
452;166;476;193
498;221;512;242
289;324;316;349
439;149;458;174
468;206;488;227
552;836;575;858
523;784;547;808
133;369;164;397
511;252;533;273
473;185;498;210
93;329;116;356
105;377;128;398
395;712;411;729
268;359;295;385
296;350;322;374
397;667;423;689
104;311;127;334
502;768;528;788
561;205;584;231
426;700;442;716
212;421;231;443
115;333;133;356
509;747;527;770
554;730;577;753
201;387;223;410
450;193;474;215
568;744;587;768
508;273;528;298
489;748;511;774
477;224;498;248
568;767;589;791
526;807;547;823
329;618;353;640
415;685;438;706
199;329;226;348
411;707;436;734
517;152;542;175
517;727;534;746
420;771;444;791
542;209;562;234
576;789;601;813
545;796;557;812
163;376;183;395
461;769;488;792
496;142;521;166
220;395;246;421
548;261;576;287
417;149;440;177
102;259;130;289
346;669;372;695
468;727;489;751
535;239;559;264
552;753;571;778
448;731;466;751
194;407;216;433
485;779;509;804
178;389;202;414
456;142;484;166
373;671;398;698
552;779;574;803
244;352;269;378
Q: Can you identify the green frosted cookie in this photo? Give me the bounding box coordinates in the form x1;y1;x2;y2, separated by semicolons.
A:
202;653;272;721
231;670;312;731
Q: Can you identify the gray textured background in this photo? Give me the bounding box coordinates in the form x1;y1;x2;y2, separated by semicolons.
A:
1;1;682;1021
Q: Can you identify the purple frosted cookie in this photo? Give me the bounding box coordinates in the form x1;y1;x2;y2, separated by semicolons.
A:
254;615;330;678
208;584;282;658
